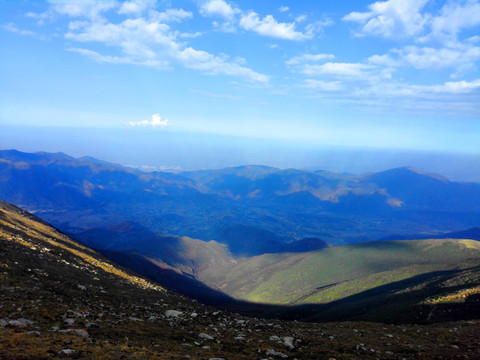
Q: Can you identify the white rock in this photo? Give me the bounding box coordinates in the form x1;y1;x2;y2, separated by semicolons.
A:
58;329;89;338
165;310;183;318
282;337;295;349
64;318;75;326
199;333;214;340
128;317;143;322
8;318;33;327
60;349;76;355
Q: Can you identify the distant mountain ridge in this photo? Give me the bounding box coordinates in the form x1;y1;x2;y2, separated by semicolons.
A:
2;149;480;254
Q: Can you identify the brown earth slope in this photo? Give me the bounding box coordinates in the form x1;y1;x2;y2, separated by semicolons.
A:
1;201;480;359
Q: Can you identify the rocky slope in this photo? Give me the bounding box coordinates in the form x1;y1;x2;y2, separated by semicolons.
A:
2;201;480;359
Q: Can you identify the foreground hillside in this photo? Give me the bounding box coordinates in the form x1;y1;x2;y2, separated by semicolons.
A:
2;201;480;359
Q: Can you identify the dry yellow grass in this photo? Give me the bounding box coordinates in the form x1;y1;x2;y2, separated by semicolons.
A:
0;204;164;292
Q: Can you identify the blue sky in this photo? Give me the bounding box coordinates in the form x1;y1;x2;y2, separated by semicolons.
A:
1;0;480;172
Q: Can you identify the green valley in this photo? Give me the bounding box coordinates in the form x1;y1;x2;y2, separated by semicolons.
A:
202;239;480;306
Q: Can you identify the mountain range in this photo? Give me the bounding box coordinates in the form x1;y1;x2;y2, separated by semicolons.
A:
2;148;480;358
2;149;480;254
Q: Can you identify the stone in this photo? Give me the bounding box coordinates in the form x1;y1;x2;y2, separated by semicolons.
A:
8;318;33;327
59;349;76;355
58;329;89;339
128;317;143;322
199;333;214;340
282;337;294;349
165;310;183;318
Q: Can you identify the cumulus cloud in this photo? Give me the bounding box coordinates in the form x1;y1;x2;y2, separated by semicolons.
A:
343;0;430;38
199;0;239;19
199;0;329;39
46;2;268;83
342;0;480;80
127;113;169;127
49;1;117;19
421;0;480;43
239;12;308;40
302;79;343;91
151;9;193;23
286;53;335;65
2;22;37;37
395;45;480;71
118;1;154;15
365;43;480;78
300;62;376;78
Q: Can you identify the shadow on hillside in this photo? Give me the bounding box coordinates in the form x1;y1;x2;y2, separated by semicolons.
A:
99;249;480;325
277;265;480;324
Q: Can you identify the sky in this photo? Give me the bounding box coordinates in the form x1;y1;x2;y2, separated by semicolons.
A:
1;0;480;176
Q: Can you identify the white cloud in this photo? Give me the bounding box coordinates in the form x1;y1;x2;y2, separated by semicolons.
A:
178;31;203;39
199;0;240;33
68;47;165;67
367;53;399;67
199;0;239;19
199;1;330;39
343;0;430;38
26;10;54;25
300;62;375;78
302;79;343;91
127;113;169;127
177;47;269;82
151;9;193;23
286;53;335;65
239;12;308;40
387;44;480;78
118;1;154;15
421;0;480;43
2;22;37;37
418;79;480;94
295;15;307;23
59;6;268;82
49;1;117;19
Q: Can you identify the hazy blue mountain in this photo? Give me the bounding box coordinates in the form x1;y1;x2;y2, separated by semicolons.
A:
2;149;480;254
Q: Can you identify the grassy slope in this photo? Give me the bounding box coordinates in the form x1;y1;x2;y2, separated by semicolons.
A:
200;239;480;305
